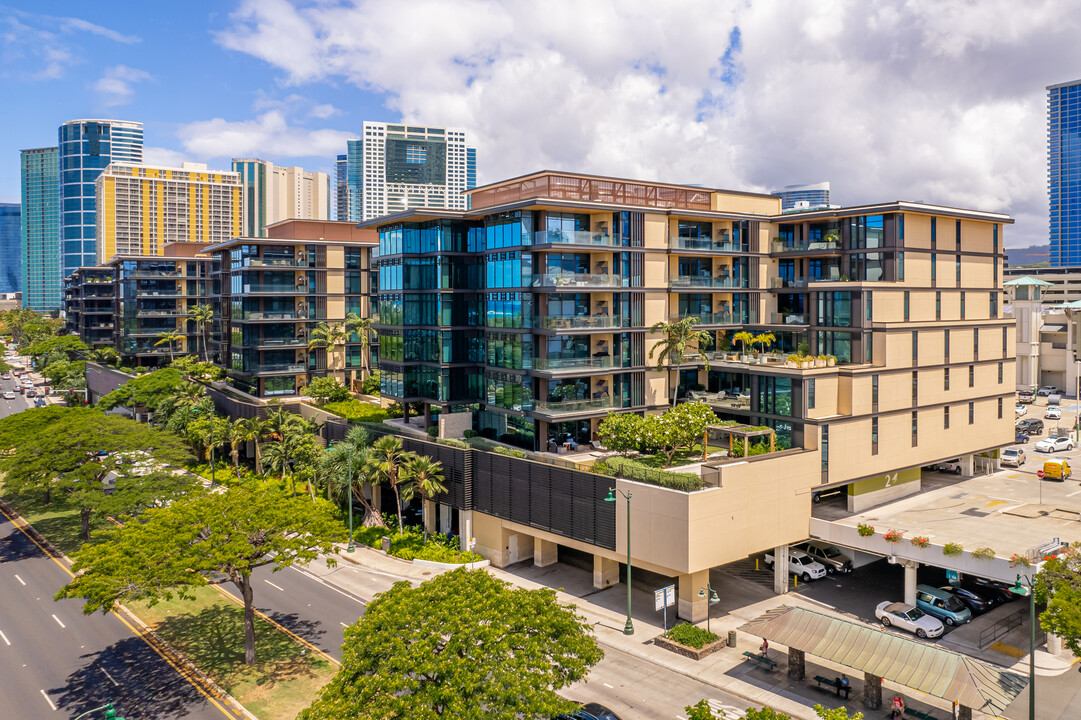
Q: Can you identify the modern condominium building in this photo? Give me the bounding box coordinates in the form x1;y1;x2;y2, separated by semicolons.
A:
335;154;349;222
232;159;332;237
58;119;143;277
341;122;477;222
0;203;20;295
95;162;242;263
20;147;61;312
63;266;116;348
773;181;832;212
1049;79;1081;266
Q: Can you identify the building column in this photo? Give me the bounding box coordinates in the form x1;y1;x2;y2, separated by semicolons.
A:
957;705;972;720
903;561;919;606
773;544;790;595
863;673;881;710
960;453;975;476
534;538;559;567
788;647;805;680
593;555;618;589
458;509;473;554
677;569;709;622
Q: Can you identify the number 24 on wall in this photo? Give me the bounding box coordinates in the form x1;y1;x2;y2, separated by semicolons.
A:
883;472;897;487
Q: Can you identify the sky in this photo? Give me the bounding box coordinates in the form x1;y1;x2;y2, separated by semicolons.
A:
2;0;1079;248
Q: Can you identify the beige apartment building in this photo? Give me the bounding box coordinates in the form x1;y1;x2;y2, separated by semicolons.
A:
367;171;1015;620
232;159;332;237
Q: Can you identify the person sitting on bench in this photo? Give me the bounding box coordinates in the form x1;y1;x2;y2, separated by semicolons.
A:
835;674;850;698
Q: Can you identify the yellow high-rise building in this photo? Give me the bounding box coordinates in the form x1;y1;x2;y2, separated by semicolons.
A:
95;161;242;263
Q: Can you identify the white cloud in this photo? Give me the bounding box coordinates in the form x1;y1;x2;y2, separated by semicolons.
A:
0;8;139;81
94;65;152;107
309;103;341;119
217;0;1081;247
142;146;189;168
176;110;353;160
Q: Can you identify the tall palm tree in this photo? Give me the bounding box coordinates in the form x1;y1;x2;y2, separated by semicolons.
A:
365;434;415;536
649;316;713;407
265;406;311;495
155;329;183;364
92;347;120;367
187;304;214;362
233;416;272;474
401;455;446;543
308;321;346;379
345;313;374;381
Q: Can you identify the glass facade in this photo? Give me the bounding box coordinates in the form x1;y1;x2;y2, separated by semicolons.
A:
1049;81;1081;265
0;204;20;294
20;147;61;311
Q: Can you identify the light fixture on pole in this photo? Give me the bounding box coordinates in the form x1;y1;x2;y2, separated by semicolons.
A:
346;443;355;553
697;582;721;633
1010;574;1036;720
604;487;634;635
1074;359;1080;443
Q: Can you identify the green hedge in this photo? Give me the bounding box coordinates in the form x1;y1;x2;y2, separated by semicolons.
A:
351;521;483;564
494;446;528;459
436;437;470;449
664;622;718;649
323;399;392;423
594;456;706;492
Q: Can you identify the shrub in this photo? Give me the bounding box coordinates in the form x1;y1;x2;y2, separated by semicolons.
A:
426;425;439;437
664;622;719;650
910;536;930;548
493;446;528;459
1009;553;1031;568
465;436;500;452
360;371;380;395
971;547;996;560
463;429;479;439
324;398;392;423
600;456;705;492
883;529;904;543
303;376;351;404
942;542;964;557
118;366;133;374
437;438;470;449
351;523;482;564
857;523;875;537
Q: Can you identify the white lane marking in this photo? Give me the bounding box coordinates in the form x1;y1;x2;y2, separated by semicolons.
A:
51;614;65;629
14;574;25;586
101;667;119;686
340;622;348;628
264;579;285;592
1068;490;1081;497
291;566;367;605
603;682;614;688
0;629;9;645
40;689;56;710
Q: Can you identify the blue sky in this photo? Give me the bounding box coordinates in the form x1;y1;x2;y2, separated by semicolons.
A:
5;0;1081;248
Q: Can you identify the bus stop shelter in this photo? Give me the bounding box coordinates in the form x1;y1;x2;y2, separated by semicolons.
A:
740;606;1027;719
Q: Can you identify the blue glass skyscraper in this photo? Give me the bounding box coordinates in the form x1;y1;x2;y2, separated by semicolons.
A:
1049;80;1081;266
58;119;142;277
0;203;20;295
20;147;60;311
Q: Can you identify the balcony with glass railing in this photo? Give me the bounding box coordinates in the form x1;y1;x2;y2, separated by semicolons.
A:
533;396;617;415
669;311;753;325
533;356;614;372
533;230;617;247
237;311;303;321
769;277;809;289
249;362;306;374
256;337;307;348
770;311;807;325
771;237;843;254
532;273;626;288
241;283;306;294
535;315;630;330
668;275;748;289
669;236;739;252
245;257;302;268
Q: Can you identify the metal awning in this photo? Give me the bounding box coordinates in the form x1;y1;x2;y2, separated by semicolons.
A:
739;606;1027;714
1041;324;1066;333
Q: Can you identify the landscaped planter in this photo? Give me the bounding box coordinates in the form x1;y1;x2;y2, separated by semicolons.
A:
653;634;727;660
412;558;491;570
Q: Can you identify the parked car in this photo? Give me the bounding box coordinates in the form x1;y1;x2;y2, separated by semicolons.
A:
915;584;972;626
1000;448;1026;467
933;459;963;475
1046;406;1062;420
1043;459;1072;481
1018;389;1036;403
1016;404;1028;417
763;548;827;581
960;577;1017;605
796;541;853;574
1017;418;1045;435
1035;436;1074;453
1015;430;1030;444
557;703;624;720
875;601;944;638
1039;386;1060;397
938;585;994;615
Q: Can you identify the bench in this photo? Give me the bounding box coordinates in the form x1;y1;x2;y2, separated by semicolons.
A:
813;675;851;699
742;651;777;671
908;710;936;720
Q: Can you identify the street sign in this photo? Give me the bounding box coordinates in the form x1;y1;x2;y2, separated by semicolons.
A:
665;585;676;607
656;583;676;631
946;570;960;584
1037;470;1045;478
655;588;665;611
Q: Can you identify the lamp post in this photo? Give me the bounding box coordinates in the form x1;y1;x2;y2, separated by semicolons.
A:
74;702;124;719
346;443;355;553
1074;359;1080;443
1010;573;1036;720
604;487;634;635
697;582;720;633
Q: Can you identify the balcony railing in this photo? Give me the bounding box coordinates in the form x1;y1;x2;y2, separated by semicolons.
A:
128;270;181;278
770;312;807;324
770;277;809;289
771;238;843;253
242;284;305;294
246;258;300;268
249;363;305;373
258;337;307;347
238;311;302;320
532;273;626;288
669;237;739;252
534;396;617;415
669;311;753;325
533;230;616;247
533;356;613;371
668;275;747;289
535;315;629;330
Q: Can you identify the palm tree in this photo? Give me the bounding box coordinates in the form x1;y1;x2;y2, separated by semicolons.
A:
92;347;120;367
649;317;713;407
155;382;206;426
345;313;374;381
155;329;183;364
308;321;346;380
365;434;414;536
401;455;446;543
233;416;272;474
265;406;311;495
752;332;776;356
187;304;214;362
734;330;754;358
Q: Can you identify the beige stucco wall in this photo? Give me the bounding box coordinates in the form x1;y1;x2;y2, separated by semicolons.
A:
643;214;667;249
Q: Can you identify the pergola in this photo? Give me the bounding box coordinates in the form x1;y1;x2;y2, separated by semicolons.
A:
708;424;775;458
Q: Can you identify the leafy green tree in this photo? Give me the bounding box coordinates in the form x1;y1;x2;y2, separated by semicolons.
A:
320;426;383;527
662;400;719;463
649;316;713;407
98;368;188;415
597;412;645;455
57;483;345;665
233;416;272;475
302;376;351;405
366;434;414;535
0;308;48;345
402;455;446;543
345;312;374;379
299;569;602;720
1035;546;1081;656
262;407;316;494
27;335;89;367
154;329;183;363
684;703;861;720
169;354;224;380
186;304;214;362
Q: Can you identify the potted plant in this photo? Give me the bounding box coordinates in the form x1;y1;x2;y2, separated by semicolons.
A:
815;354;827;368
910;536;930;548
883;529;904;543
942;542;964;557
800;355;812;369
857;523;875;537
785;354;799;369
827;355;837;366
734;330;754;361
971;547;996;560
1009;553;1032;568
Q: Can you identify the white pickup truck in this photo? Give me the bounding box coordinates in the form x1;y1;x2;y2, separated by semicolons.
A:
763;548;827;581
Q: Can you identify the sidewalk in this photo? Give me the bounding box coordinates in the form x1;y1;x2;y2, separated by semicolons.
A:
314;544;981;720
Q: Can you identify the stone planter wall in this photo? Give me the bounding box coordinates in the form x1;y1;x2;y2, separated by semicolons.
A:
653;634;727;660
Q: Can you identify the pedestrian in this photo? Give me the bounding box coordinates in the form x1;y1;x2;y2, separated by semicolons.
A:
760;638;769;656
836;674;850;697
890;695;905;720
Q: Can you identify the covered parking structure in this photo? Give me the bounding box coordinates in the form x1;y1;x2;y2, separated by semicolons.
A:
740;606;1027;719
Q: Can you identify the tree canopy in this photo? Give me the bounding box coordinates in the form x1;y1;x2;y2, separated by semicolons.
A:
303;376;351;405
299;568;602;720
57;482;345;665
98;368;188;412
1036;547;1081;657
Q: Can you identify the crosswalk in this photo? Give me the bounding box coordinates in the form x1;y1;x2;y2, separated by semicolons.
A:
705;699;746;718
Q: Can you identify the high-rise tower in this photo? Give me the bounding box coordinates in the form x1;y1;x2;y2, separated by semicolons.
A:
1049;80;1081;266
20;147;60;311
0;203;20;295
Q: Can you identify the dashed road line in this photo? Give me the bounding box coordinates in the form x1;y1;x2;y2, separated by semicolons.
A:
0;629;9;646
264;579;285;592
101;667;119;686
51;614;65;629
40;689;56;711
14;574;25;585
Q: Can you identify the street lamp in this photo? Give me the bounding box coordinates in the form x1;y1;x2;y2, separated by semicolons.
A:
1010;574;1036;720
1074;359;1080;443
346;443;355;553
74;702;125;719
697;582;720;634
604;487;634;635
